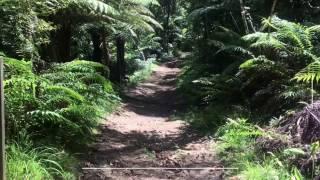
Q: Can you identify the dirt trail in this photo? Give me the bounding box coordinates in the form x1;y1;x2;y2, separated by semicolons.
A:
80;62;223;180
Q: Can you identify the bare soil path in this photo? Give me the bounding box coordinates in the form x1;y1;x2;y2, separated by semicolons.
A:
80;61;223;180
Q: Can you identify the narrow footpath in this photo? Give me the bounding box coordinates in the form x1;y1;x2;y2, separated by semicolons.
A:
81;61;223;180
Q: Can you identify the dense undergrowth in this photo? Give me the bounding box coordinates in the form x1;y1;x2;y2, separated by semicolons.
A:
216;118;305;179
178;15;320;179
3;56;120;179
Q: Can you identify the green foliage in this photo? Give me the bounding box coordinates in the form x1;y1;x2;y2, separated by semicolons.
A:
52;60;110;78
239;160;304;180
128;58;156;86
3;57;33;78
215;118;305;179
7;136;76;180
178;2;320;179
179;16;320;125
7;144;52;180
294;60;320;83
4;57;120;149
73;0;119;16
216;118;262;166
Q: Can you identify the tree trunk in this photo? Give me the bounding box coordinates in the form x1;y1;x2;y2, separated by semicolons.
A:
57;23;72;62
101;32;111;66
270;0;278;17
230;11;241;33
164;1;172;53
91;31;102;62
239;0;250;34
268;0;278;33
116;35;125;83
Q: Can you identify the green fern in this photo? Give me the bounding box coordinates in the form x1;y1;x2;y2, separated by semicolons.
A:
4;57;33;78
71;0;118;16
294;60;320;83
44;85;85;102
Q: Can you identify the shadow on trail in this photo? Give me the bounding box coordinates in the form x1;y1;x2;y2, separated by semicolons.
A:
90;125;204;167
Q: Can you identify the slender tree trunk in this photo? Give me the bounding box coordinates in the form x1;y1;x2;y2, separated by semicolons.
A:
116;35;125;83
51;23;72;62
268;0;278;33
164;1;172;53
91;31;102;62
230;11;241;33
59;23;72;62
101;32;111;66
270;0;278;17
239;0;250;34
247;13;256;32
203;15;210;62
0;59;5;180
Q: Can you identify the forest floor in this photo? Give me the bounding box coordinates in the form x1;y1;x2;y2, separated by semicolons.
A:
80;61;224;180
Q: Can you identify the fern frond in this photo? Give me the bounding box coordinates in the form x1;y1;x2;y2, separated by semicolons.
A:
27;110;80;130
240;56;275;70
294;60;320;83
138;14;163;30
250;37;285;50
242;32;271;43
215;45;254;58
45;85;85;102
126;0;160;6
74;0;118;16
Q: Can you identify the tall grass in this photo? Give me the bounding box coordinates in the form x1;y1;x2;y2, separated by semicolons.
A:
7;137;76;180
